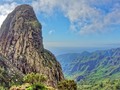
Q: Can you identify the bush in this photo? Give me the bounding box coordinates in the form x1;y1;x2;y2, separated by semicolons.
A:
26;83;47;90
10;83;31;90
10;73;57;90
0;86;6;90
23;73;47;84
58;80;77;90
9;83;48;90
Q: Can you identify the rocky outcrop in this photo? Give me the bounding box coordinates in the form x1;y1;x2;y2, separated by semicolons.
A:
0;4;64;88
0;54;24;87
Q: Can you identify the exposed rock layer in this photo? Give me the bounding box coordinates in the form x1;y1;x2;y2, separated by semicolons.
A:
0;4;64;87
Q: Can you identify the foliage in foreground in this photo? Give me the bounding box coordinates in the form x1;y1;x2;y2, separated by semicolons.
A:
10;73;48;90
9;73;76;90
0;86;7;90
2;72;120;90
58;80;77;90
10;83;55;90
23;72;47;84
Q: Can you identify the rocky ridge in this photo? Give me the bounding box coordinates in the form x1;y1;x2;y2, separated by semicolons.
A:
0;4;64;88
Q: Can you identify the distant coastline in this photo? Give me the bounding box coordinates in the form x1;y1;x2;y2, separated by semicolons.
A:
46;46;120;56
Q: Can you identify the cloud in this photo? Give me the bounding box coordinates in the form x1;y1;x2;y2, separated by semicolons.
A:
0;2;18;27
2;0;29;2
0;0;119;34
31;0;120;34
48;30;55;35
3;0;14;2
32;0;58;14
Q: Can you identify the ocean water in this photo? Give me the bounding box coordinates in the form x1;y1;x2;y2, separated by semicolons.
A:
45;46;118;56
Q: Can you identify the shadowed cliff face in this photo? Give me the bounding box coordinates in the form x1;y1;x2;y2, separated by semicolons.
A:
0;4;64;87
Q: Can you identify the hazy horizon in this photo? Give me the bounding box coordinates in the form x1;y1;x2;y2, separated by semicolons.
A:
45;46;120;56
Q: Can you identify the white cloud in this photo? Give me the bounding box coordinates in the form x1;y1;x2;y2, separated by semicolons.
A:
32;0;58;14
31;0;120;34
2;0;29;2
80;2;120;34
2;0;14;2
0;0;119;34
0;2;18;27
48;30;55;35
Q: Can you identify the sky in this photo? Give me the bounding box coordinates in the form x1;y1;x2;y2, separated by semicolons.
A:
0;0;120;55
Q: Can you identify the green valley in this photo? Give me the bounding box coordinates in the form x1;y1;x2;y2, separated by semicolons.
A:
57;48;120;89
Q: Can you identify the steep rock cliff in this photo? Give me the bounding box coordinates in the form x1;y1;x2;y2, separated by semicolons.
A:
0;4;64;87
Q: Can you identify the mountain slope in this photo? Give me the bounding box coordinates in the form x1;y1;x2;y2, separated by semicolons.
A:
0;4;64;88
0;53;24;87
57;48;120;82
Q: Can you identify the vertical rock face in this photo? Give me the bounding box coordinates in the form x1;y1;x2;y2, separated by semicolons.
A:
0;4;64;87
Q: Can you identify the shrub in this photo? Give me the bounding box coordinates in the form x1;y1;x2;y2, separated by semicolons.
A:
58;80;77;90
23;73;47;84
26;83;47;90
0;86;6;90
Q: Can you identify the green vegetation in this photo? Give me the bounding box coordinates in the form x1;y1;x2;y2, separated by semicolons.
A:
26;83;47;90
26;20;40;28
0;86;6;90
30;20;40;27
57;48;120;90
57;48;120;83
0;67;22;89
29;20;40;27
10;73;48;90
58;80;77;90
8;73;77;90
78;78;120;90
23;72;47;84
